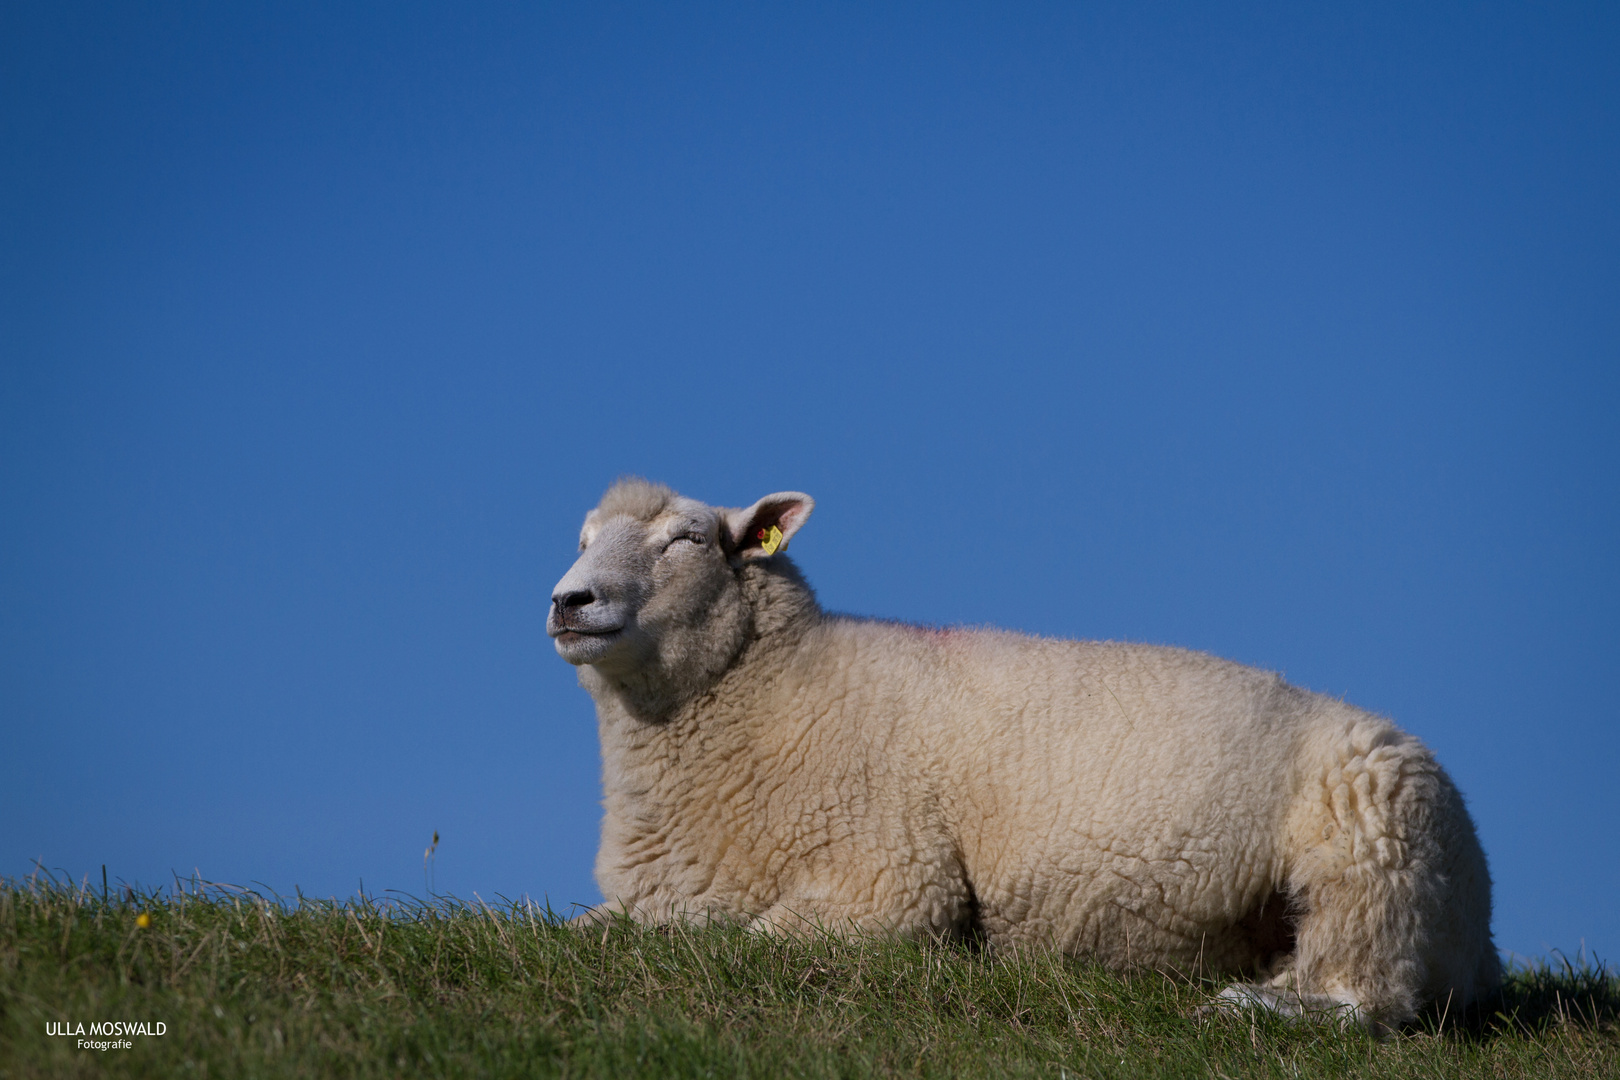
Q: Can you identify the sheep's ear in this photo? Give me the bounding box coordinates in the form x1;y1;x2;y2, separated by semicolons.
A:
724;492;814;560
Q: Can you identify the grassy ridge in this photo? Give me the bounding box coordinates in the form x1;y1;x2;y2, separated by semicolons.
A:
1;874;1615;1078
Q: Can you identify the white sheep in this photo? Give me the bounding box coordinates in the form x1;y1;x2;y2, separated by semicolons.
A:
547;478;1498;1032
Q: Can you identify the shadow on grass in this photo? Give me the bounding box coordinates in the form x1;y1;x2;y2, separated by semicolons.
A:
1441;952;1620;1041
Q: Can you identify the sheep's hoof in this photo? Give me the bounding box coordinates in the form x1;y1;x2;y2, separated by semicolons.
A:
1194;983;1294;1023
1195;983;1379;1033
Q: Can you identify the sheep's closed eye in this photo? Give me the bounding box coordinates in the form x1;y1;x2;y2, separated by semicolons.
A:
663;532;706;552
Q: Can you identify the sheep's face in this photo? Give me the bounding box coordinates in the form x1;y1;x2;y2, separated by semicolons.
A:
547;480;813;707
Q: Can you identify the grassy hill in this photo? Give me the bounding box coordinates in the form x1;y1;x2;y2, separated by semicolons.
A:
2;874;1615;1078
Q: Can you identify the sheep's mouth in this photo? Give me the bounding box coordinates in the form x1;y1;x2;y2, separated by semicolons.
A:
551;625;624;642
551;622;631;667
544;621;618;647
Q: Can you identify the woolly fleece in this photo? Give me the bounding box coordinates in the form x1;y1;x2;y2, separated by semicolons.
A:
547;479;1498;1031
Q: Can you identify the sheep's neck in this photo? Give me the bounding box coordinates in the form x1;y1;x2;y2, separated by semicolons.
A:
589;558;828;917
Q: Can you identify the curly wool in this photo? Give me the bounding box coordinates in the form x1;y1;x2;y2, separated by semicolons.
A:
551;480;1498;1032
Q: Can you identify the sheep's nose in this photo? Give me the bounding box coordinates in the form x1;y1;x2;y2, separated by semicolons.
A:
553;589;595;616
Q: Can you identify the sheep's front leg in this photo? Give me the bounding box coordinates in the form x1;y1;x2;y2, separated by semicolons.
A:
746;903;840;938
567;898;636;928
747;853;975;943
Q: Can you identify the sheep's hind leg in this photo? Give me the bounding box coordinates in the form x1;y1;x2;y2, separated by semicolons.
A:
1209;718;1491;1036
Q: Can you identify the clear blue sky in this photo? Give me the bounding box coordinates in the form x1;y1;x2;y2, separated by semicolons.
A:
3;2;1615;964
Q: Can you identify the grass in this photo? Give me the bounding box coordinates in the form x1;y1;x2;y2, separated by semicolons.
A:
1;872;1616;1078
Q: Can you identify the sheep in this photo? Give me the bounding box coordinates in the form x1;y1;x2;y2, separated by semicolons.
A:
546;477;1499;1032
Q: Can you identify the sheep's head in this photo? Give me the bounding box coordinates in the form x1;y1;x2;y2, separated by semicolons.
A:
548;478;814;715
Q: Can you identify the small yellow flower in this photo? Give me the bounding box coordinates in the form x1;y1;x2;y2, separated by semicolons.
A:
136;912;151;929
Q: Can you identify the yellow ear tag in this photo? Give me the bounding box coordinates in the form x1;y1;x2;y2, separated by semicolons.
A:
758;524;784;555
